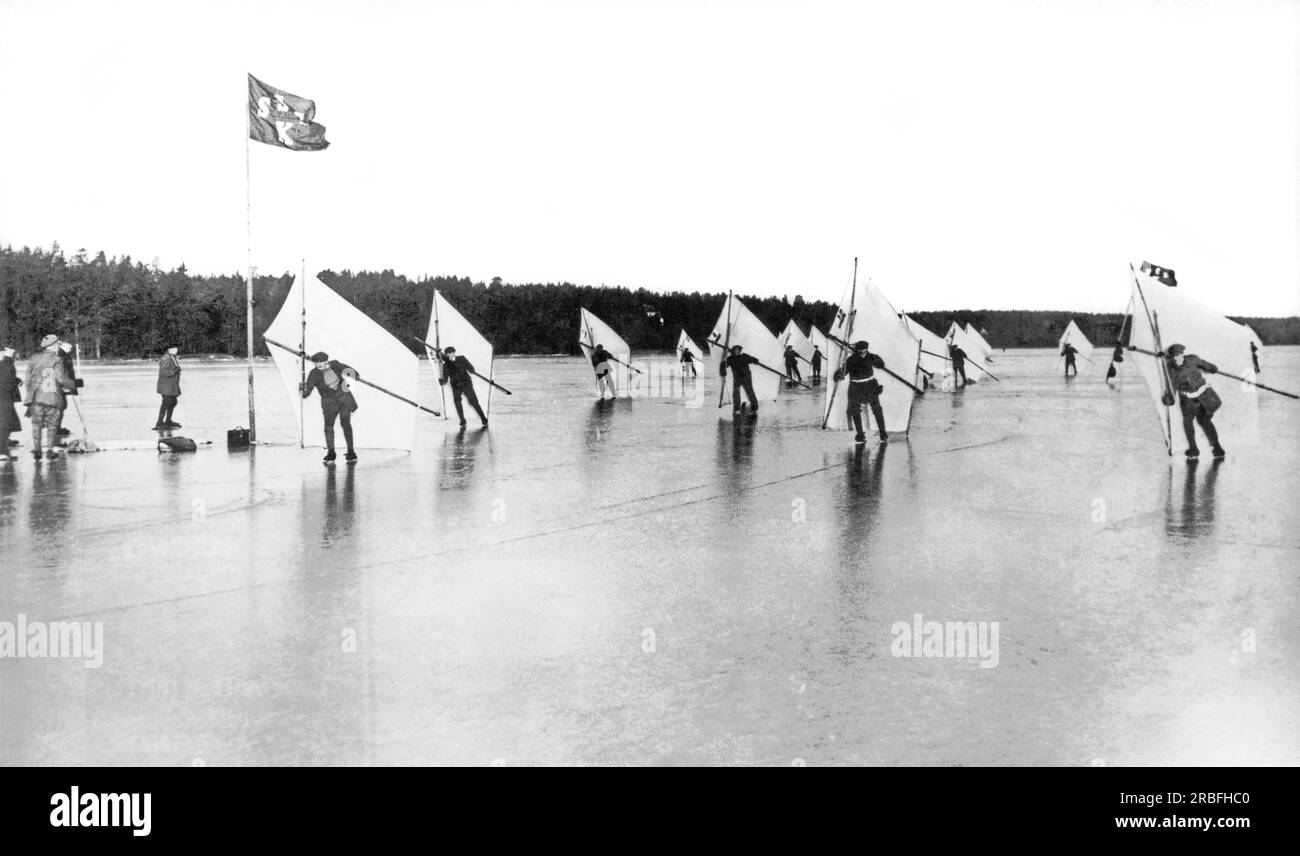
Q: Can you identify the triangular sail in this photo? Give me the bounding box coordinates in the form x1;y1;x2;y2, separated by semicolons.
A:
902;314;951;386
1127;266;1260;455
1057;320;1094;369
823;277;921;433
265;275;419;450
578;308;631;395
808;325;829;362
779;319;815;363
965;323;994;361
676;329;706;362
427;289;495;419
708;295;785;405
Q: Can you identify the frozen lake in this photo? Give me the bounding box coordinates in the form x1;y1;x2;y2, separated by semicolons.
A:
2;348;1298;765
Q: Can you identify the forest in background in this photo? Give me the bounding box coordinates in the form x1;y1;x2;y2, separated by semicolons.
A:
2;244;1297;357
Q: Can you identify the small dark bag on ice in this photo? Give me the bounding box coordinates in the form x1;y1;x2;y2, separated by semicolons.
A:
227;427;250;449
158;436;198;453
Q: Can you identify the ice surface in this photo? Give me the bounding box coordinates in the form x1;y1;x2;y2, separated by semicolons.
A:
1;349;1298;766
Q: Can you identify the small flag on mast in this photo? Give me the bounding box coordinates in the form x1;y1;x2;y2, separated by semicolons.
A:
1139;260;1177;287
248;74;330;151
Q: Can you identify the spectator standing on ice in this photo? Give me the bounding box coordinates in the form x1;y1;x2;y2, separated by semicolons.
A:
811;346;823;384
439;345;488;429
680;346;697;379
23;334;74;461
301;351;359;465
0;345;21;460
1166;343;1225;460
155;345;182;429
56;341;82;436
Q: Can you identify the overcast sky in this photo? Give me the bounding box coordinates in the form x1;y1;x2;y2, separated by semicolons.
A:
1;0;1297;316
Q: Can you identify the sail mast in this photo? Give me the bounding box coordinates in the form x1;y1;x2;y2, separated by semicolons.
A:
822;258;858;428
717;291;734;408
299;258;306;448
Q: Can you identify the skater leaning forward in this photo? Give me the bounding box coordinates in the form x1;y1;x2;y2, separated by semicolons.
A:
23;334;75;461
301;351;360;464
439;345;488;429
835;340;889;444
1166;343;1225;460
721;344;760;415
591;344;618;399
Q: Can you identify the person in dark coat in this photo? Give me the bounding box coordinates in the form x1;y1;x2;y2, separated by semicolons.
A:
1166;343;1224;460
56;341;82;436
680;346;697;379
439;345;488;429
0;345;21;459
721;344;760;415
1061;343;1078;377
811;346;823;383
155;345;182;429
591;344;618;399
301;351;359;464
782;345;802;386
948;342;968;387
834;340;888;443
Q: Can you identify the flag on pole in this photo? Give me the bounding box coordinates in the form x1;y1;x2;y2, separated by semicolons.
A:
1139;260;1177;287
248;74;330;151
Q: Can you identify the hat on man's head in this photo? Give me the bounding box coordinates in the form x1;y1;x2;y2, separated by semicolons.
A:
1166;343;1186;357
40;334;59;349
853;340;870;350
730;344;743;352
310;351;329;362
58;341;73;353
443;346;456;355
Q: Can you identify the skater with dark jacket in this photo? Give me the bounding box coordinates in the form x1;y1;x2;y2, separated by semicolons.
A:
783;345;802;386
721;344;760;415
155;345;182;429
1061;343;1078;377
680;346;697;379
0;345;20;460
56;341;81;436
834;340;888;444
439;345;488;428
811;346;823;383
1166;343;1225;460
301;351;359;464
949;342;969;387
591;344;618;399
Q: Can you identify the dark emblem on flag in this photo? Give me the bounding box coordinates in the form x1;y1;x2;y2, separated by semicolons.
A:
1140;261;1177;287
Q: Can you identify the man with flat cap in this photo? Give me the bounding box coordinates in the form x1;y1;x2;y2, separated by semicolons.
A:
721;344;760;416
834;339;888;444
1165;343;1225;460
439;345;488;429
24;334;75;460
301;351;360;464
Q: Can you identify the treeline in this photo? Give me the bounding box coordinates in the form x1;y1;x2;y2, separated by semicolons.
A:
2;244;1296;357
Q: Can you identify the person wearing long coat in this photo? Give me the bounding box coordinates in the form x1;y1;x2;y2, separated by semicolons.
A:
0;346;21;459
155;346;182;429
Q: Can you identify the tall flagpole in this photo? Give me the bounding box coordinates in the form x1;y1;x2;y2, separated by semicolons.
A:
245;80;257;444
299;258;306;447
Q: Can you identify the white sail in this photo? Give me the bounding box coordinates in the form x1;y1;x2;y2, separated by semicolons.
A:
779;319;815;363
1235;321;1264;373
265;274;420;451
808;325;830;364
823;277;921;433
1057;319;1095;369
709;294;786;405
676;329;706;362
427;289;495;419
901;314;951;387
944;320;994;381
965;323;995;361
1127;266;1259;455
578;308;632;395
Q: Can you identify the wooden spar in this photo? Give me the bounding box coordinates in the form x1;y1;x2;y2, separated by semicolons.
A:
825;332;926;395
411;335;513;395
822;258;858;429
264;336;442;417
707;334;812;389
717;291;734;408
1125;344;1298;399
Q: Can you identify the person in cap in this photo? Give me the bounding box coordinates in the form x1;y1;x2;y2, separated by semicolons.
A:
721;344;760;415
590;343;618;399
301;351;360;464
154;344;182;429
23;334;75;460
1165;343;1225;459
948;341;968;388
783;344;802;387
811;345;824;383
680;345;697;379
439;345;488;429
834;340;889;444
1060;342;1079;377
0;345;21;460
